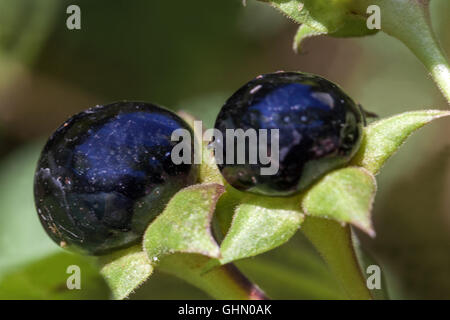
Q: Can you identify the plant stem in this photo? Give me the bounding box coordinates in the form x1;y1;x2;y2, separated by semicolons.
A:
158;253;268;300
301;217;372;300
353;0;450;104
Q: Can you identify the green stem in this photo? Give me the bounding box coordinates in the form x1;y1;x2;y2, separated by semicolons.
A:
301;217;372;300
353;0;450;104
158;253;268;300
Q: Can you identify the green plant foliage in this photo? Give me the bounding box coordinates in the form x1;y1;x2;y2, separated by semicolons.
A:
0;0;448;301
263;0;378;52
302;167;377;236
144;184;223;261
0;252;109;300
3;108;446;300
99;246;153;300
352;110;450;174
219;195;303;264
264;0;450;102
266;0;348;32
293;24;326;53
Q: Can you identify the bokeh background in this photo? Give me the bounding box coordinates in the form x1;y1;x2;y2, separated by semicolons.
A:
0;0;449;299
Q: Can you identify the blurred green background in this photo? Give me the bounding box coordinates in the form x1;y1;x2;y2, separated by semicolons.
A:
0;0;449;299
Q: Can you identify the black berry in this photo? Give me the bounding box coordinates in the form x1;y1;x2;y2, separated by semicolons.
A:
34;102;198;255
214;72;364;196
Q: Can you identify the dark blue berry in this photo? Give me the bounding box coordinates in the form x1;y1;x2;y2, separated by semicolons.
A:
34;102;198;255
214;72;364;196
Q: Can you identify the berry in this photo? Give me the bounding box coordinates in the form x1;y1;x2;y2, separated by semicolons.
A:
214;72;364;196
34;102;198;255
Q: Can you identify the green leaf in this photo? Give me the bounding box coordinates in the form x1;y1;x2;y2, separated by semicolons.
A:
293;14;377;53
352;110;450;174
219;194;304;264
265;0;378;51
214;186;244;237
99;246;153;300
0;252;110;299
302;167;377;236
293;24;326;53
267;0;345;32
144;183;223;261
142;184;272;300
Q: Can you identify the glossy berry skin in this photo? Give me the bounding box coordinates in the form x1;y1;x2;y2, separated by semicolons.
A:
34;102;198;255
214;72;364;196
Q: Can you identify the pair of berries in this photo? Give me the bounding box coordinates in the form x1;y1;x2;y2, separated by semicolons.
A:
34;72;364;255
